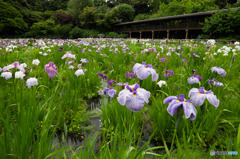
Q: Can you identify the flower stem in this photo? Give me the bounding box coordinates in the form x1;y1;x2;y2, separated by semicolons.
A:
139;80;143;87
201;103;205;115
175;109;182;129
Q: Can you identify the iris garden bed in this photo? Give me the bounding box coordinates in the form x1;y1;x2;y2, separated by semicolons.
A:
0;38;239;158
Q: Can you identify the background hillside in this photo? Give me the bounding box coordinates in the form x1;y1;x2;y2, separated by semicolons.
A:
1;0;240;38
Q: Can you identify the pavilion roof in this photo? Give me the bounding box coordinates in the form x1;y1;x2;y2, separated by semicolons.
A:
115;7;240;26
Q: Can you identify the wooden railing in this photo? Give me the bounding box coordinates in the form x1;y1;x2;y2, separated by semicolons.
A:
118;22;202;33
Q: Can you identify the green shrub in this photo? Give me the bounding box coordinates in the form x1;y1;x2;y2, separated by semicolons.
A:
54;24;73;38
203;8;240;38
30;19;56;36
83;29;99;38
105;32;128;38
69;26;85;38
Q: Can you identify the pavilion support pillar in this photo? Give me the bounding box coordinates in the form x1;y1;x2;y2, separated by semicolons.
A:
167;29;170;40
185;29;189;39
152;31;154;40
129;32;132;39
139;31;142;40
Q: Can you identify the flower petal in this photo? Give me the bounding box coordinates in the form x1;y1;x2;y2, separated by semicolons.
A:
188;88;199;98
163;96;177;104
182;102;197;120
133;63;143;73
137;88;151;103
190;93;206;106
3;64;14;72
206;94;219;108
168;101;182;116
108;89;116;98
117;89;132;105
125;94;145;112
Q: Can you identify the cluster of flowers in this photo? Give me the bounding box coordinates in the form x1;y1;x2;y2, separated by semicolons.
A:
164;87;219;120
98;62;167;112
1;49;89;88
187;66;226;87
0;61;58;88
96;60;223;123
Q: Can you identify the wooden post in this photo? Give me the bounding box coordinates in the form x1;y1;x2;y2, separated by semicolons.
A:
140;31;142;40
152;31;154;40
129;32;131;39
185;29;188;39
167;29;169;40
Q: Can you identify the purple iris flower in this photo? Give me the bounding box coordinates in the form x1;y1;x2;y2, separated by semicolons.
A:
0;67;2;72
188;87;219;108
68;61;74;65
195;73;202;81
193;53;200;58
108;79;117;86
45;62;58;78
3;62;25;73
133;62;158;81
187;75;199;84
206;46;210;50
80;58;89;63
103;88;117;98
117;84;150;112
163;70;174;79
149;47;157;53
160;58;167;62
163;94;197;120
232;56;235;62
96;72;107;80
116;82;128;88
208;78;224;87
211;66;227;76
126;72;135;79
182;59;189;63
59;46;63;51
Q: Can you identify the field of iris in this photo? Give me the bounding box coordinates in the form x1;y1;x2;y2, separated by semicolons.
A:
0;38;239;158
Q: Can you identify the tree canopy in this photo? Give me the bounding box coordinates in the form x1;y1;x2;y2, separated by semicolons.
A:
0;0;27;35
0;0;239;38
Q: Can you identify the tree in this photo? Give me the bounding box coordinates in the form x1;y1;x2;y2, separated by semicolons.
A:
30;19;56;36
130;0;151;14
79;7;97;28
109;4;135;23
95;5;112;31
0;0;27;35
203;8;240;38
159;0;219;17
53;10;73;25
67;0;93;21
215;0;238;9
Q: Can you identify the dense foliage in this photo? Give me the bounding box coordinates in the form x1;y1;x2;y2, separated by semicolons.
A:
0;0;239;38
0;0;27;36
203;8;240;39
